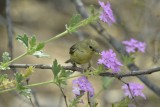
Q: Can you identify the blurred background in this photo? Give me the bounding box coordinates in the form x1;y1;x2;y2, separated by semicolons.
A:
0;0;160;107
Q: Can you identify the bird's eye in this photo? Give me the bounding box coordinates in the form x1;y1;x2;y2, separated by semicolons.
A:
89;46;93;49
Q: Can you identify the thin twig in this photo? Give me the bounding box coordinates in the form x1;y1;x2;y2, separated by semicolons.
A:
87;91;92;107
126;84;138;106
59;86;68;107
26;70;40;107
99;66;160;78
6;0;14;59
58;94;63;107
6;0;16;73
86;74;91;107
29;98;35;107
118;79;139;106
32;90;41;107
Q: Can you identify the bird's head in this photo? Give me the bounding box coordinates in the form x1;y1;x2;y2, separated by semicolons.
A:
86;39;99;54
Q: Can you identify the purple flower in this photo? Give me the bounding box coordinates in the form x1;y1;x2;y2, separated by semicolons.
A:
122;38;146;53
98;49;123;73
72;76;94;97
98;1;116;26
122;83;146;99
72;86;81;95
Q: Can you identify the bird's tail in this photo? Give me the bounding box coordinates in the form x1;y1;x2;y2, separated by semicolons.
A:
65;59;77;67
65;59;71;63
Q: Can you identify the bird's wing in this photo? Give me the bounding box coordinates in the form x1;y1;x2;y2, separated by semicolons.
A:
69;44;77;55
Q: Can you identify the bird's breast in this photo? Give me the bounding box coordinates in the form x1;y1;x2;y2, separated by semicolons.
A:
70;49;93;64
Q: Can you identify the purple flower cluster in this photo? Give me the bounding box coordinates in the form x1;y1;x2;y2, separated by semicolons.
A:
122;83;146;99
98;1;116;26
72;76;94;97
122;38;146;53
98;49;123;73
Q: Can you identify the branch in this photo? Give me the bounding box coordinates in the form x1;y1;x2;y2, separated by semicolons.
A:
9;64;160;77
9;64;83;72
59;86;68;107
99;67;160;78
6;0;14;59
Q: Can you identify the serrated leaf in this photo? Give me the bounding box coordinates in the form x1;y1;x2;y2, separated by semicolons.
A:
15;71;32;99
52;59;61;78
52;60;72;86
0;74;8;83
60;81;67;85
69;14;81;27
16;34;29;48
61;69;71;78
58;69;72;86
2;52;11;63
36;42;45;51
19;87;31;99
32;51;49;58
0;52;11;70
29;35;36;47
15;72;24;83
0;63;10;70
58;74;68;85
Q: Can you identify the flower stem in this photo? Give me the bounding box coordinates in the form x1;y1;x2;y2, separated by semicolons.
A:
27;80;54;87
59;86;68;107
0;80;54;94
44;30;68;44
43;15;98;44
66;74;85;79
8;52;28;64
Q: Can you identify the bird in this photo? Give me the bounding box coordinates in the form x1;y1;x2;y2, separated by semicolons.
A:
65;39;99;66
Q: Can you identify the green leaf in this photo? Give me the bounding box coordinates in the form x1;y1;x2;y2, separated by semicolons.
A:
32;51;49;58
60;81;67;85
90;5;96;16
121;55;134;65
58;69;72;86
15;72;31;99
52;60;72;86
52;59;61;78
15;72;24;83
19;88;31;99
61;69;71;78
69;94;84;107
112;104;115;107
2;52;11;63
0;74;8;83
16;34;29;48
27;48;36;55
69;14;81;27
36;42;45;51
29;35;36;47
102;77;114;90
115;98;131;107
0;52;11;70
0;63;10;70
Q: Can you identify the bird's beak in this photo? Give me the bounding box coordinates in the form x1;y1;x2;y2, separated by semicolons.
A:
93;48;100;54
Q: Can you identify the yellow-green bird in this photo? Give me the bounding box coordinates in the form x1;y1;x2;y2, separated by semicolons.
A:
65;39;99;66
